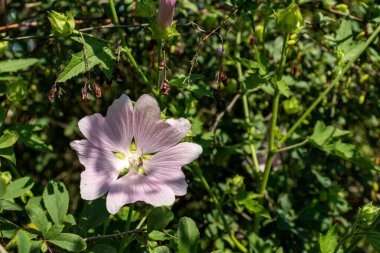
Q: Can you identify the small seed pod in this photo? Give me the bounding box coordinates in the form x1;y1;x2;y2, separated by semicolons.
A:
287;39;297;46
160;79;171;95
92;83;102;98
159;58;166;70
48;82;59;101
219;71;228;86
81;86;89;101
290;33;298;40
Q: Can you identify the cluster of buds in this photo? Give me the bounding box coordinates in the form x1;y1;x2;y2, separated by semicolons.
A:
226;175;245;196
275;3;304;34
354;202;380;230
47;11;75;37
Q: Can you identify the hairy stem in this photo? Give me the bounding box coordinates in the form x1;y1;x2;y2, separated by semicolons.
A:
108;0;149;86
253;33;289;234
194;166;248;253
117;204;134;253
279;24;380;146
235;31;260;176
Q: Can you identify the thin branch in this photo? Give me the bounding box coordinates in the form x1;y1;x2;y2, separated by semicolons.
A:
210;93;241;132
276;139;309;153
85;229;145;242
321;8;363;22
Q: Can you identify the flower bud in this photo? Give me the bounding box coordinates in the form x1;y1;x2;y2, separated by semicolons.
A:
275;3;304;34
48;10;75;37
216;45;224;57
157;0;176;30
355;202;380;229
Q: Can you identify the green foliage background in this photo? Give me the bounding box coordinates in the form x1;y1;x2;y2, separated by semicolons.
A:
1;0;380;252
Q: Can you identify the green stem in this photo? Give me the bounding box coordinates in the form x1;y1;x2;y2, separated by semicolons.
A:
194;166;248;253
157;39;163;88
118;204;134;253
235;31;260;175
253;33;289;234
276;139;309;153
279;24;380;146
108;0;149;86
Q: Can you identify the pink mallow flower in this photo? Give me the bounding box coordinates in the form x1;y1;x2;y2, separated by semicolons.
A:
70;94;202;214
157;0;176;30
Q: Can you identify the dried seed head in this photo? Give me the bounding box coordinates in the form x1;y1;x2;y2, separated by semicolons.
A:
81;86;89;101
160;80;171;95
92;83;102;99
159;58;166;70
48;82;59;101
219;71;228;86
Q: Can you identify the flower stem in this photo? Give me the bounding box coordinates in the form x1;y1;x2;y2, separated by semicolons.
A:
276;139;309;153
278;24;380;146
157;39;163;88
117;204;134;253
235;30;260;176
194;165;248;253
107;0;150;86
253;33;289;234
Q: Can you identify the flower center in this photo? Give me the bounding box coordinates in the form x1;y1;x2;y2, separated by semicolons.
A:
114;151;146;178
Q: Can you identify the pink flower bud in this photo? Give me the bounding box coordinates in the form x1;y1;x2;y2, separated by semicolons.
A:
157;0;176;30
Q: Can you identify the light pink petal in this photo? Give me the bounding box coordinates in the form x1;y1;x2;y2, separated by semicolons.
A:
106;171;175;214
133;94;191;154
70;140;124;200
105;94;134;152
78;94;133;153
144;142;202;195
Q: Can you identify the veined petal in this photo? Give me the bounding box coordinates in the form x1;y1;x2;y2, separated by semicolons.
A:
78;94;133;153
144;142;202;195
106;171;175;214
133;94;191;154
105;94;134;152
70;140;124;200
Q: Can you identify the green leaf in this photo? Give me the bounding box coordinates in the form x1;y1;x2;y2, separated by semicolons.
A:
0;199;22;211
235;190;270;218
43;180;69;224
0;179;6;198
152;246;171;253
57;36;115;82
45;223;64;239
277;80;291;98
79;198;109;231
148;230;171;241
48;233;87;252
0;132;18;149
25;197;50;237
0;59;39;73
319;224;338;253
333;20;365;62
16;230;31;253
0;146;16;165
2;177;34;200
147;207;174;231
367;233;380;251
178;217;200;253
309;121;350;146
10;124;52;152
309;121;376;170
